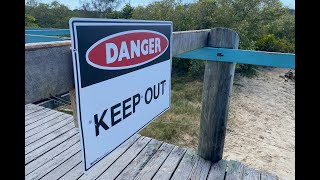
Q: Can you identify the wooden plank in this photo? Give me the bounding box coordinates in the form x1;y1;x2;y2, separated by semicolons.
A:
134;143;175;180
59;162;83;180
188;156;201;177
26;142;81;180
261;171;278;180
225;160;245;180
25;103;40;110
25;114;71;138
25;30;210;104
25;112;64;132
242;166;261;180
25;107;51;120
25;123;75;153
189;157;212;180
116;139;163;180
173;29;210;56
25;103;42;109
25;134;80;175
25;117;73;144
152;146;187;180
175;47;295;68
171;148;199;180
25;104;45;115
40;151;82;180
25;103;34;108
97;137;152;180
69;89;78;128
25;43;74;104
207;159;228;180
25;128;79;164
78;134;141;180
198;28;239;162
25;109;58;126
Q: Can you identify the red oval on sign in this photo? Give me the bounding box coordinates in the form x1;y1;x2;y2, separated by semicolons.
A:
86;30;169;70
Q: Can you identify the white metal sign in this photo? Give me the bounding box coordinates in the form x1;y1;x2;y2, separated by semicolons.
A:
69;18;172;171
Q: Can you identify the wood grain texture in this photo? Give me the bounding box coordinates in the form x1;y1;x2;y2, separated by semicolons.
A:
171;148;199;180
25;117;73;145
25;104;45;115
69;89;78;128
25;109;57;126
242;166;261;180
25;142;81;180
25;114;71;138
78;134;141;180
172;29;210;56
25;134;80;175
225;160;245;180
97;137;152;180
25;44;74;104
41;151;82;180
25;123;75;153
207;159;227;180
189;157;212;180
261;171;278;180
59;162;83;180
134;143;175;180
152;146;186;180
116;139;163;180
25;108;51;120
198;28;239;162
25;128;79;164
24;104;282;180
25;112;64;132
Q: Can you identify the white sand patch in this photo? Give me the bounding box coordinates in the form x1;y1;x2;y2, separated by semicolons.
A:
224;67;295;179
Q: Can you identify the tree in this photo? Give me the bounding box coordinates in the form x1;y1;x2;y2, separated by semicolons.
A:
25;14;39;27
255;34;294;53
121;4;134;19
80;0;122;17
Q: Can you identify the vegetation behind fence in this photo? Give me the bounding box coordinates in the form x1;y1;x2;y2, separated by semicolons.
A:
25;0;295;77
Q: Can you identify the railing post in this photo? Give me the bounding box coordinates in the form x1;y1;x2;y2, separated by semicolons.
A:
198;28;239;162
69;89;78;128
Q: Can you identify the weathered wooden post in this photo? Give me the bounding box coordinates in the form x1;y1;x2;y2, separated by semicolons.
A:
198;28;239;162
69;89;78;128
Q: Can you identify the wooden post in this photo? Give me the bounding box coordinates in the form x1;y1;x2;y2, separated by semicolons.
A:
69;89;78;128
198;28;239;162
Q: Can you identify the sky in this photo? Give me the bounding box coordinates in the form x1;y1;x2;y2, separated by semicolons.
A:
29;0;295;10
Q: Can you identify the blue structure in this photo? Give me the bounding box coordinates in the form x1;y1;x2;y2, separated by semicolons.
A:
175;47;295;68
25;34;65;43
25;28;69;43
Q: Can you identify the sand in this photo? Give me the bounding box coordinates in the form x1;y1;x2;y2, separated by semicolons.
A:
224;67;295;179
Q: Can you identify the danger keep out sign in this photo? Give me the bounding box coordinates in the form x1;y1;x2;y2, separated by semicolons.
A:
69;18;172;171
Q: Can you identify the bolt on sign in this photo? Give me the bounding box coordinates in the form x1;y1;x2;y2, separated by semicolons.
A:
69;18;172;171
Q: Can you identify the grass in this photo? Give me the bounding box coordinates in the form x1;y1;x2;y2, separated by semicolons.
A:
54;104;73;115
139;75;203;149
235;64;258;78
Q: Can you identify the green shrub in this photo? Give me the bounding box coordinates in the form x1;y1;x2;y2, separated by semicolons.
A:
172;57;191;76
188;60;205;78
255;34;294;53
235;64;257;77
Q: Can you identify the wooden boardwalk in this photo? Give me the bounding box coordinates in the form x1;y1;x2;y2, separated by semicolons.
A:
25;104;279;180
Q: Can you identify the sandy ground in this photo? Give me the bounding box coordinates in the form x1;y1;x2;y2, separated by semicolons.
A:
224;67;295;180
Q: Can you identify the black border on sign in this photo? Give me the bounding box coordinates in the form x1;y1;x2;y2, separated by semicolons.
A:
69;18;172;172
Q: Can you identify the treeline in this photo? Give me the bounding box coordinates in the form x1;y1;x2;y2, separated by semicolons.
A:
25;0;295;77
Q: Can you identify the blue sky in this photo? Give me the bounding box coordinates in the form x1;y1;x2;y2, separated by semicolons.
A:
29;0;295;10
